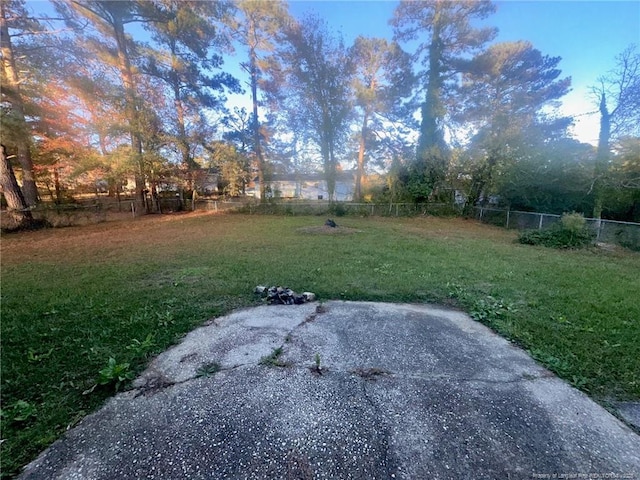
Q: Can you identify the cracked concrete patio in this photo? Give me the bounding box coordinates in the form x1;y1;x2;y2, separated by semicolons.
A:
19;302;640;479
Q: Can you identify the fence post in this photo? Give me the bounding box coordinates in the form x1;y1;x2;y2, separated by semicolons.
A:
538;214;544;230
597;220;603;241
506;209;510;229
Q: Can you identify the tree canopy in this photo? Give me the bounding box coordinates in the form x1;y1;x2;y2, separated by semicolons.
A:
1;0;638;222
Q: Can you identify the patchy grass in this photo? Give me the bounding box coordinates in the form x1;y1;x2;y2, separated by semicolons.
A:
1;212;639;477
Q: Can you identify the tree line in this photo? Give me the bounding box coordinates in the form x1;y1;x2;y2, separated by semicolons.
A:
1;0;639;228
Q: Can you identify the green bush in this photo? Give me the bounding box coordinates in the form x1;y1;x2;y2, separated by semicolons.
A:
518;213;594;249
328;202;347;217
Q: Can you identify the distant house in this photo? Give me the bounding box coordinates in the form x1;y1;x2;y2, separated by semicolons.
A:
254;171;355;201
193;168;219;195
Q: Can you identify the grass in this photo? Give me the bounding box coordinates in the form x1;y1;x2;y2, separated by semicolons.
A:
1;212;639;477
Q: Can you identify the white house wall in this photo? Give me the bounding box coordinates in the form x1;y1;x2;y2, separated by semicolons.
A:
258;179;354;201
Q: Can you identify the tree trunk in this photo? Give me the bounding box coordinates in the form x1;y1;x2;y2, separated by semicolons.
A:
250;49;266;203
53;167;62;204
1;3;39;206
324;140;337;202
172;76;193;172
593;92;610;220
1;144;34;228
355;109;369;202
416;7;448;191
111;11;145;210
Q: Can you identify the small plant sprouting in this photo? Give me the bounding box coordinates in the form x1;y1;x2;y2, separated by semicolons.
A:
310;353;323;376
259;347;287;367
195;362;221;378
84;357;134;395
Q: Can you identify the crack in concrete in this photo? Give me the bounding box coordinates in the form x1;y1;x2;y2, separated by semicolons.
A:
133;303;552;402
359;377;398;478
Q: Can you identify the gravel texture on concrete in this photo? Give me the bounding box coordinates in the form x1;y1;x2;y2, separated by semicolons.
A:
19;302;640;479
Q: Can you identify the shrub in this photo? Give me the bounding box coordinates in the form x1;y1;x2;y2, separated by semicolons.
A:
560;212;587;233
518;213;594;249
328;202;347;217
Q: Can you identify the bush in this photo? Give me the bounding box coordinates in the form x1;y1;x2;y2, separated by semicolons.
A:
518;213;594;249
328;202;347;217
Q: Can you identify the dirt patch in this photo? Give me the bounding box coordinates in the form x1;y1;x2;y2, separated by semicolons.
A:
297;225;362;235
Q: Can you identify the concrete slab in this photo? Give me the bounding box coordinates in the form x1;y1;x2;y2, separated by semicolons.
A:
19;302;640;479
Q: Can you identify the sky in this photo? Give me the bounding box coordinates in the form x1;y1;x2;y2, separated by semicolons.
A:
281;0;640;145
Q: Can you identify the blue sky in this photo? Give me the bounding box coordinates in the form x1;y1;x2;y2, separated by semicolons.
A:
285;0;640;145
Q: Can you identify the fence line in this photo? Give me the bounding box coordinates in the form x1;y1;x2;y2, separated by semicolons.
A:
475;207;640;250
6;198;638;250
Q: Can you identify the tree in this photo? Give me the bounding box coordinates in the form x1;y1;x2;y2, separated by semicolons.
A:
458;41;571;212
233;0;290;202
140;0;239;173
350;36;414;201
599;136;640;221
1;144;34;227
591;45;640;219
205;140;249;197
1;0;41;206
277;15;354;201
391;0;496;198
56;0;148;206
496;138;595;214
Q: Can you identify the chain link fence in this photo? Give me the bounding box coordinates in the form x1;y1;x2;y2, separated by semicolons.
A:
228;200;460;217
475;207;640;251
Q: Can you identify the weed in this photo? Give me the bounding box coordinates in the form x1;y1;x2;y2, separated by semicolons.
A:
84;357;134;394
446;282;467;299
470;296;515;322
126;333;156;357
27;348;54;363
1;400;37;424
309;353;324;376
195;362;221;378
529;349;572;377
156;310;175;328
259;347;287;367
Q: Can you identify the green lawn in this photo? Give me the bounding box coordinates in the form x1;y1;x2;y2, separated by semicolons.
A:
2;213;639;477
